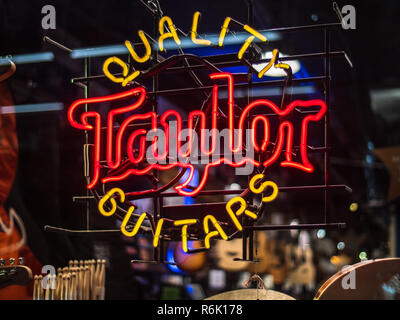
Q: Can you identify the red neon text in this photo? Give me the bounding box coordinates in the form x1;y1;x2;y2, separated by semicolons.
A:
68;72;326;196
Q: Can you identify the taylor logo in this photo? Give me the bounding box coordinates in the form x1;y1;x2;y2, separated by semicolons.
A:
67;72;326;196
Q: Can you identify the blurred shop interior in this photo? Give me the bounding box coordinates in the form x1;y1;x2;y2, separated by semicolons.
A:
0;0;399;300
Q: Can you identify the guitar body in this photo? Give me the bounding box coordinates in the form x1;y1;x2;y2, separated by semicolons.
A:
247;232;287;285
173;241;206;273
0;82;41;299
284;244;316;289
215;239;250;272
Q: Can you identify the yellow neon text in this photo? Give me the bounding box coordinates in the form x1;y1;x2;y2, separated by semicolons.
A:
174;219;197;252
125;30;151;63
238;36;255;60
275;62;290;70
102;57;140;86
158;16;181;52
205;231;220;249
249;174;279;202
97;177;279;251
203;215;228;239
121;207;148;237
218;17;231;47
238;25;267;59
190;12;211;46
257;49;290;78
226;196;257;231
98;188;125;217
203;215;228;248
153;218;165;248
101;12;284;86
174;219;197;226
243;25;267;42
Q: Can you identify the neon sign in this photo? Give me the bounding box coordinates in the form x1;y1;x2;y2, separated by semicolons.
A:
67;10;328;251
68;72;326;197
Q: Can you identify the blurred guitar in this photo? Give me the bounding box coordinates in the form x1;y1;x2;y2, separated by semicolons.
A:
0;259;32;289
315;258;400;300
247;232;287;285
284;244;316;291
0;81;41;299
214;239;250;272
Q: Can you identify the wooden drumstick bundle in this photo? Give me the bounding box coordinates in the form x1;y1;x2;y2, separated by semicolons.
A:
32;259;106;300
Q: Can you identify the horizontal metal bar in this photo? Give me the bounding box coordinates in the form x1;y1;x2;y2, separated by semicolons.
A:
233;258;259;263
160;184;352;198
146;76;325;96
71;51;345;83
0;52;55;66
73;184;351;202
246;222;346;231
44;225;121;233
163;51;348;74
43;36;72;53
307;146;330;152
67;22;341;61
73;196;95;202
261;22;342;34
99;108;322;131
182;247;209;254
131;260;176;265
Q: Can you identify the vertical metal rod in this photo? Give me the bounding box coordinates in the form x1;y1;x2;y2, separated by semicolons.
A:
242;229;248;261
248;230;254;261
239;0;255;263
84;57;91;230
158;195;164;262
324;28;331;224
247;0;255;262
247;0;254;26
152;8;161;263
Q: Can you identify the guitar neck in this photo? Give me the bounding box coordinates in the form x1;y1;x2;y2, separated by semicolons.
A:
0;258;32;289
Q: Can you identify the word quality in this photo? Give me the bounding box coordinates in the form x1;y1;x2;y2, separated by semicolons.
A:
67;72;327;196
102;11;289;86
98;174;279;252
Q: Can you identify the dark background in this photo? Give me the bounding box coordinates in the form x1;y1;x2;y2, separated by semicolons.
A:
0;0;399;299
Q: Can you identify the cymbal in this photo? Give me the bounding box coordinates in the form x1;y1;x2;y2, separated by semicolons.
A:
315;258;400;300
205;289;295;300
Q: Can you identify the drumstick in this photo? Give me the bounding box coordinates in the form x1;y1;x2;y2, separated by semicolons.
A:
71;272;77;300
99;260;106;300
67;274;71;300
50;275;56;300
94;259;101;299
38;275;43;300
89;260;95;299
33;275;38;300
55;272;62;300
85;266;90;300
44;275;50;300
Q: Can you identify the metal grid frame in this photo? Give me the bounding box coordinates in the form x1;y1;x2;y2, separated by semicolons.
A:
44;1;352;266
